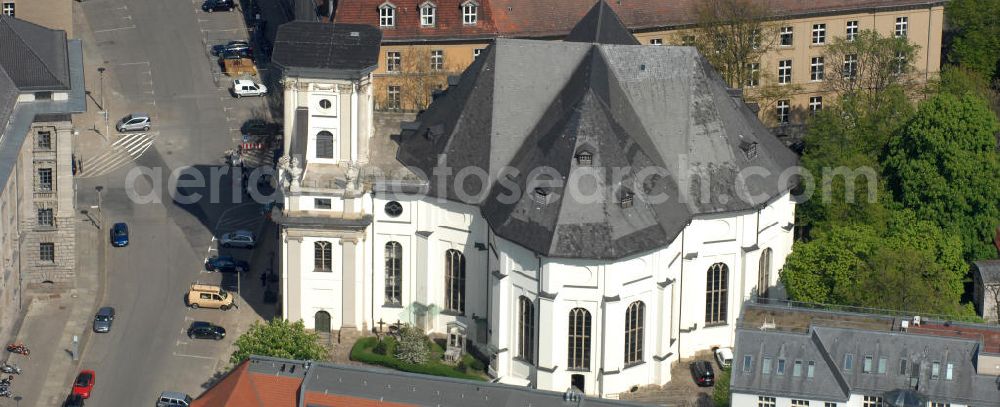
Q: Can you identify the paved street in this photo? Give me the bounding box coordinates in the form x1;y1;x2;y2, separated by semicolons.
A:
33;0;284;404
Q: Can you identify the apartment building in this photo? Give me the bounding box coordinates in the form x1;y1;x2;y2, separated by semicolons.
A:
0;16;84;345
731;302;1000;407
331;0;943;127
0;0;72;36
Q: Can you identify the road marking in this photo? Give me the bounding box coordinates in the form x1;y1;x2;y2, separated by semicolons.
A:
116;61;150;66
172;352;216;361
79;133;156;178
94;25;136;33
176;340;189;346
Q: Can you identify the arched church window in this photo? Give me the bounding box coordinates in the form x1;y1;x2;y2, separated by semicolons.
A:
624;301;645;365
385;242;402;304
705;263;729;324
568;308;591;370
518;296;534;363
758;248;772;299
445;249;465;313
314;241;332;272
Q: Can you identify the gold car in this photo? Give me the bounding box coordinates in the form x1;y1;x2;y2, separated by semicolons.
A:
186;284;234;310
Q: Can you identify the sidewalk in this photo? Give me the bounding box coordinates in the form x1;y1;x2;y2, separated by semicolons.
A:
10;216;103;406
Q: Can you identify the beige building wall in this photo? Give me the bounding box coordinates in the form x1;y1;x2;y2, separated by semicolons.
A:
373;42;491;112
2;0;73;37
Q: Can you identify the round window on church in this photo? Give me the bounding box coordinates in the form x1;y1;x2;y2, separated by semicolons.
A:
385;201;403;217
319;99;332;109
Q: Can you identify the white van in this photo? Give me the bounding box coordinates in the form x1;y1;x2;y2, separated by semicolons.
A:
156;391;192;407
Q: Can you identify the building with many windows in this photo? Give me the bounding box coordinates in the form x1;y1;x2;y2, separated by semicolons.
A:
0;15;84;345
731;302;1000;407
274;4;799;397
328;0;943;129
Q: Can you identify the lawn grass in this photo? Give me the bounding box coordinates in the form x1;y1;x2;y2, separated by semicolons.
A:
350;336;487;381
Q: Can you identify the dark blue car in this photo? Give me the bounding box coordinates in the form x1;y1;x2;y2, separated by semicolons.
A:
204;255;249;273
110;223;129;247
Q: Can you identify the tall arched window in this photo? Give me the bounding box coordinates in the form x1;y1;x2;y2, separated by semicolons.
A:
385;242;402;304
568;308;591;370
518;296;534;363
314;241;332;272
624;301;645;365
315;131;334;159
706;263;729;324
445;249;465;313
758;248;773;299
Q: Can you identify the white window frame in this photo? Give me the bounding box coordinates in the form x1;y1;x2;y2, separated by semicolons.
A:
758;396;776;407
746;62;760;87
385;241;402;304
776;100;790;124
649;38;662;45
462;1;478;25
809;96;823;114
779;26;793;46
895;16;908;38
379;3;396;27
387;85;401;111
430;50;444;71
1;2;13;17
844;54;858;79
386;51;401;72
846;20;858;41
420;2;436;27
473;48;483;59
812;23;826;44
810;57;824;81
778;59;792;84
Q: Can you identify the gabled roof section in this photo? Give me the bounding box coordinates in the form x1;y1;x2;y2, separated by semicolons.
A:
334;0;499;42
0;15;70;91
190;359;306;407
565;0;639;45
272;22;382;79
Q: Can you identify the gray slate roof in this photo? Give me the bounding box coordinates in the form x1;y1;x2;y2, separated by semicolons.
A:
272;22;382;80
244;356;643;407
565;0;639;45
394;28;798;260
0;15;70;91
974;259;1000;284
732;326;1000;406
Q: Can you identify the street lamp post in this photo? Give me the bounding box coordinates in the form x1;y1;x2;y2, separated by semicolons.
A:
97;67;109;138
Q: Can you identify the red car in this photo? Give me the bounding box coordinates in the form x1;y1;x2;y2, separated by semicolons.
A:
71;370;95;399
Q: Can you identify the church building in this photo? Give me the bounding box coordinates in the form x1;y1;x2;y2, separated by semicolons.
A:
272;2;799;397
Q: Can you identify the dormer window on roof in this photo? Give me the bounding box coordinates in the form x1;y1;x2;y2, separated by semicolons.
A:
379;3;396;27
462;1;478;25
420;2;436;27
575;150;593;166
619;188;634;209
739;140;758;160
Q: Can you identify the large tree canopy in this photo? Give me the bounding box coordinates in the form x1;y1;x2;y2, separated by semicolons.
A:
230;319;328;364
945;0;1000;81
883;93;1000;260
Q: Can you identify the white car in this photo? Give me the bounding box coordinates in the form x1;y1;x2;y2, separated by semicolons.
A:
232;79;267;98
219;230;256;249
715;347;734;369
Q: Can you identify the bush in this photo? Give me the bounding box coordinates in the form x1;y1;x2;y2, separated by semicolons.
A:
395;325;431;364
373;339;389;355
470;359;485;371
713;368;731;407
350;337;485;381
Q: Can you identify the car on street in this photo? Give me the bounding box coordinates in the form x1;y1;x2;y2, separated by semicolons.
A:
63;394;85;407
231;79;267;98
110;222;129;247
72;370;96;398
115;113;150;132
714;346;733;369
240;119;281;136
156;391;193;407
690;360;715;387
219;230;256;249
211;40;252;58
204;255;249;273
186;284;234;310
187;321;226;340
92;306;115;333
201;0;235;12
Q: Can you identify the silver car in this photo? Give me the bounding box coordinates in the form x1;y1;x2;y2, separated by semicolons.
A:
93;306;115;333
156;391;192;407
219;230;256;249
116;113;151;132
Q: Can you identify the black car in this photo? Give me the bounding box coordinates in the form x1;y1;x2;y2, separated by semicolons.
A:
690;360;715;387
204;255;249;273
211;41;252;58
240;119;281;136
187;321;226;340
64;394;85;407
202;0;235;12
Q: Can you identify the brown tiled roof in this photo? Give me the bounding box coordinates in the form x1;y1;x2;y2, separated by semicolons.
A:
304;392;417;406
909;322;1000;353
190;361;302;407
333;0;499;42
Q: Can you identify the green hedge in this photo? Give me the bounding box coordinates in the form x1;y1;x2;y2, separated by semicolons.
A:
350;337;486;381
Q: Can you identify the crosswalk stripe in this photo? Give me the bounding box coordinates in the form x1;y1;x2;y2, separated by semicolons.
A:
79;133;157;178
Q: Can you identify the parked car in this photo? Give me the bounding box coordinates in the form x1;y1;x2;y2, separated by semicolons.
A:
186;284;234;310
156;391;192;407
115;113;150;132
690;360;715;387
201;0;235;12
231;79;267;98
92;306;115;333
211;40;252;58
240;119;281;136
63;394;85;407
204;255;249;273
110;222;129;247
71;370;96;399
714;347;734;369
219;230;256;249
188;321;226;340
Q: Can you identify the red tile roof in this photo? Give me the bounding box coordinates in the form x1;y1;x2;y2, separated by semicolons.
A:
304;392;417;406
335;0;943;42
191;361;303;407
333;0;499;42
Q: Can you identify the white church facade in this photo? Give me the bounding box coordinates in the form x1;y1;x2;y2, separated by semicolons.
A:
269;4;799;398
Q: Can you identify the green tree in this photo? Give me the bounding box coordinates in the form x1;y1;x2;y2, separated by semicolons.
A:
945;0;1000;81
781;224;877;304
883;93;1000;260
230;319;328;364
394;325;431;364
823;30;919;114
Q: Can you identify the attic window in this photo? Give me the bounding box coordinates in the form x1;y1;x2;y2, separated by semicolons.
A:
532;187;551;205
379;3;396;27
420;2;436;27
740;140;758;160
575;151;593;166
619;189;634;209
462;1;478;25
